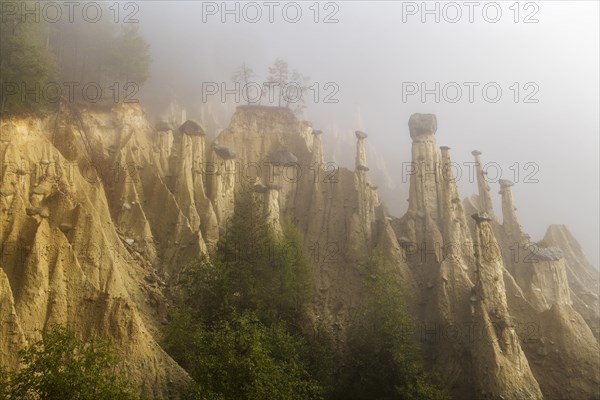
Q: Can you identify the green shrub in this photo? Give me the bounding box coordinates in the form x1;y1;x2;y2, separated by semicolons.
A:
0;325;139;400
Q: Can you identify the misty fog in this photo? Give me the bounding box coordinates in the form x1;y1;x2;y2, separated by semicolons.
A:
130;1;599;267
2;1;600;398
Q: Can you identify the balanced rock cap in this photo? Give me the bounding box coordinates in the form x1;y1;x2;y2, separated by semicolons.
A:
471;212;493;223
312;129;323;136
155;120;173;132
213;144;237;160
499;179;515;188
268;149;298;164
355;130;368;139
408;113;437;139
440;146;451;151
471;150;482;156
179;120;205;136
253;183;268;193
356;164;370;172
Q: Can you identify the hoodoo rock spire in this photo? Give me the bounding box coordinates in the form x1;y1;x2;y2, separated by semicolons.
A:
470;214;543;400
471;150;495;218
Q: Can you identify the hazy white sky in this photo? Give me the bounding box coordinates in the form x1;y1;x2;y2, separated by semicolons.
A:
137;1;599;266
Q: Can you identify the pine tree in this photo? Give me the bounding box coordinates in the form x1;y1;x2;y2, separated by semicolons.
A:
49;7;117;87
111;25;151;87
232;63;257;105
0;1;57;113
266;58;309;113
338;251;450;400
267;58;289;107
164;186;321;399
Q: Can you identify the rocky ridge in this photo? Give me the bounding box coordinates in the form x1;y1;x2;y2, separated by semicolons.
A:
0;104;598;399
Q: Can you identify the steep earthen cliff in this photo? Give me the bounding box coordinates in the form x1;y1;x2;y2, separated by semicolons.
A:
1;104;598;399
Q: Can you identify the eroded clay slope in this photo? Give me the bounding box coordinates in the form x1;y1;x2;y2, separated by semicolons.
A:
1;104;598;399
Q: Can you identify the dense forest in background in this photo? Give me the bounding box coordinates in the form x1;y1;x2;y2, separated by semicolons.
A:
0;0;150;113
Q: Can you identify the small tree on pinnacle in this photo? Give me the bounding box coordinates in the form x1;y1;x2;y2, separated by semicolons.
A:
232;62;258;105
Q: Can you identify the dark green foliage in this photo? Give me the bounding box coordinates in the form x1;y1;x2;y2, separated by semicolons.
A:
164;186;322;400
110;25;151;86
165;310;322;400
200;188;310;328
165;188;449;399
0;1;57;113
0;325;139;400
49;8;117;86
304;322;341;398
0;368;9;399
336;251;450;400
0;1;151;113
